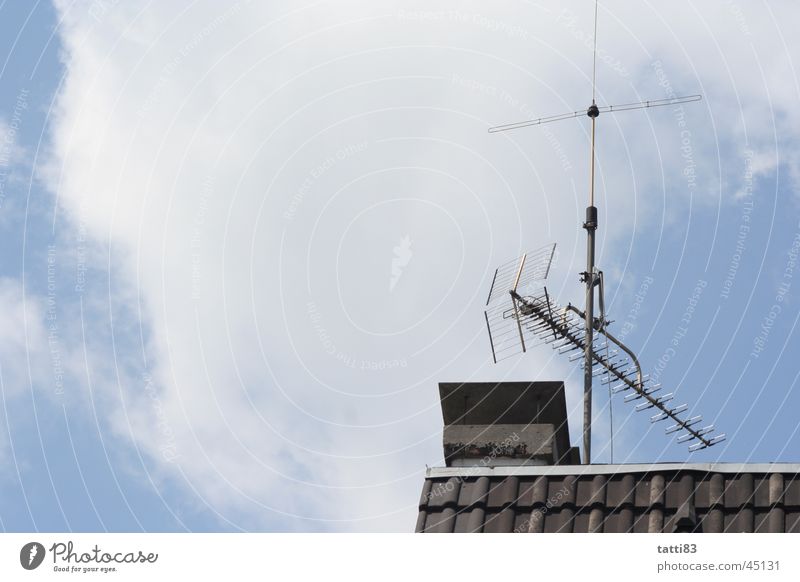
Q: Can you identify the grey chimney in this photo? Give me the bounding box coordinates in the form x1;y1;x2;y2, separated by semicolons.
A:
438;381;579;467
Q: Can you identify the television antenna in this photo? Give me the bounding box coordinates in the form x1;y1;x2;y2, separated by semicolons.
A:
484;1;724;464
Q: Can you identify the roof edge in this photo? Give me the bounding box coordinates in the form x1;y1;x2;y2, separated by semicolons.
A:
427;462;800;478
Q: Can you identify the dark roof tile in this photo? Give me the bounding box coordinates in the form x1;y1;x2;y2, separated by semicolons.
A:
632;510;650;533
483;507;515;533
650;474;666;507
634;478;653;507
786;511;800;533
533;475;550;505
729;473;755;508
709;473;725;506
572;511;590;533
672;474;697;532
647;507;665;532
458;476;489;507
606;474;636;507
527;507;547;533
418;465;800;533
700;508;724;533
548;475;577;508
769;473;784;505
422;508;456;533
663;473;683;509
543;510;563;533
694;477;711;509
415;510;427;533
418;479;432;508
589;474;607;507
768;506;785;533
453;507;484;533
753;508;771;533
425;477;461;509
551;506;575;533
575;478;594;506
753;476;771;507
487;476;518;509
729;507;755;533
784;477;800;506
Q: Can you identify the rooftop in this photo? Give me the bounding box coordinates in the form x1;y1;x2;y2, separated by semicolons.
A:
417;463;800;533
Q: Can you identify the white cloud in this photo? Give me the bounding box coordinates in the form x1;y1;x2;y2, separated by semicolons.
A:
0;278;48;464
43;0;800;529
1;99;32;226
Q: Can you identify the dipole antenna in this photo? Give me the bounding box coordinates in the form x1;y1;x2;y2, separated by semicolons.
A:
484;1;723;464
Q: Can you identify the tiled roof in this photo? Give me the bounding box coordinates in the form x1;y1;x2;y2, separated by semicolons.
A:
416;463;800;533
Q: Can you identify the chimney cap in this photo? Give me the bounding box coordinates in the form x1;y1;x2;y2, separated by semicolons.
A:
439;381;568;425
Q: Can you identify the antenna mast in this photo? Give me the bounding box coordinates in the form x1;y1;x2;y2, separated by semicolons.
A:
582;0;601;466
483;1;724;464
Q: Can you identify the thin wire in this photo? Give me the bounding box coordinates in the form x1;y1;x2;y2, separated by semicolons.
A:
592;0;599;103
604;329;614;463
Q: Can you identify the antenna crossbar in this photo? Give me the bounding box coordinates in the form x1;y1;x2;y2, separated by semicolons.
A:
488;94;702;133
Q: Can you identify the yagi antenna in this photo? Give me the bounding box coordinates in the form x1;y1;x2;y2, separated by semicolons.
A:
484;1;723;464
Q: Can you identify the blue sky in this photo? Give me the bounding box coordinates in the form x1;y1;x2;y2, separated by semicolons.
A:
0;0;799;532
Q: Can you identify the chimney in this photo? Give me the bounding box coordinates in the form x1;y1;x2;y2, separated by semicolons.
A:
438;381;579;467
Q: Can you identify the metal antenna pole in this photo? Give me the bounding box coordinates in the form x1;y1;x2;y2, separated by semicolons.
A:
582;104;599;464
582;0;600;465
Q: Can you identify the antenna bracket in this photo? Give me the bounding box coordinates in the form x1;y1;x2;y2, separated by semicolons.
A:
583;206;598;230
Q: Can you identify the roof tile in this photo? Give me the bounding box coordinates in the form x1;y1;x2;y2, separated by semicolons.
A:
589;474;607;506
784;477;800;506
649;474;666;507
729;473;755;508
786;511;800;533
634;478;653;507
673;474;697;532
458;476;489;507
632;510;650;533
701;507;724;533
767;507;784;533
753;476;771;507
453;507;484;533
769;473;785;505
694;477;710;509
418;479;432;509
729;506;755;533
418;467;800;533
558;506;576;533
604;508;634;533
575;478;594;506
426;477;461;510
483;507;515;533
606;474;636;507
487;476;518;509
423;508;456;533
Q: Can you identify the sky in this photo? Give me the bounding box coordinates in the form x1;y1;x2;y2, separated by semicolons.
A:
0;0;799;532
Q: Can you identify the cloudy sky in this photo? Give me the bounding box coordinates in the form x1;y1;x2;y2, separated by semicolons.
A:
1;0;799;532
